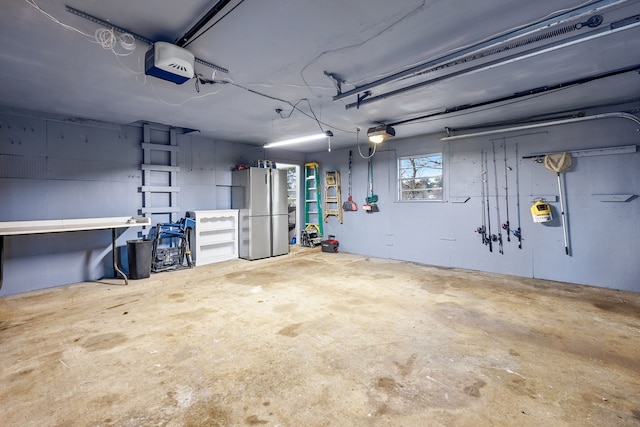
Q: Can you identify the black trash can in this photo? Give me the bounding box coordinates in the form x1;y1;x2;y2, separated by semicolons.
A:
127;239;153;279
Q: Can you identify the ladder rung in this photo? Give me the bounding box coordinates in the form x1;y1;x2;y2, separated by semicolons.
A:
304;163;323;237
323;170;342;225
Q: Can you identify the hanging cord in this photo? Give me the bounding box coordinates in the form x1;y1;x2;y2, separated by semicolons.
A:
215;79;356;134
24;0;144;78
94;28;137;56
367;147;374;197
370;148;375;196
24;0;230;106
355;128;376;159
24;0;95;39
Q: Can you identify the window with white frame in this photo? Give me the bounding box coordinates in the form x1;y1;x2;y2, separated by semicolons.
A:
398;153;443;201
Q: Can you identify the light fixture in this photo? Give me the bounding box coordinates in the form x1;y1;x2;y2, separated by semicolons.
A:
367;125;395;143
264;131;332;149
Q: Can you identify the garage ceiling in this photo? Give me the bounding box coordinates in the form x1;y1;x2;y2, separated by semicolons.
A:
1;0;639;152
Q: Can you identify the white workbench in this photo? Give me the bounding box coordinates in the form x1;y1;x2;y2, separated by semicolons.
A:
0;216;151;289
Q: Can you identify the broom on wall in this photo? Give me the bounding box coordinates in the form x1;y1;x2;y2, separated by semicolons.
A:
342;150;358;211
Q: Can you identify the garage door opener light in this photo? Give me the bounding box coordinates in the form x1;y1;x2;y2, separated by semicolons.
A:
367;125;395;143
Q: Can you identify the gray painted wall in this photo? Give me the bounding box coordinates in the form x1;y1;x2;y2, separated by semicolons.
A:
312;118;639;292
0;112;303;296
1;111;638;295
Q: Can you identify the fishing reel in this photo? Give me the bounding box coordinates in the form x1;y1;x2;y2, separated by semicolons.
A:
475;226;485;234
512;229;521;238
501;221;510;231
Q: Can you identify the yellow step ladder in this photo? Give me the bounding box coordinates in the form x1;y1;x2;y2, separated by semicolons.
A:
324;170;343;224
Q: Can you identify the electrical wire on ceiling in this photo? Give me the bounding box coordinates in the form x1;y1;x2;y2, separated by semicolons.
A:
274;99;306;119
228;81;330;91
24;0;95;39
150;80;221;107
196;73;328;93
355;128;377;159
194;76;348;134
278;98;325;134
23;0;225;108
94;28;137;55
26;0;137;56
24;0;141;73
208;77;356;134
93;28;144;77
298;0;427;95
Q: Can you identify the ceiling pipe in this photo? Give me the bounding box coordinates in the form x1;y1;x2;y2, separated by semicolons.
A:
440;112;640;141
345;15;640;110
386;64;639;128
334;0;630;102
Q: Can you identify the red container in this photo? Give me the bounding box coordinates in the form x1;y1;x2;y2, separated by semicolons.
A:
321;238;339;253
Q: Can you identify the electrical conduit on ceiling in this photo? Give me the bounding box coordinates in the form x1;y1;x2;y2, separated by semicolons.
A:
440;112;640;141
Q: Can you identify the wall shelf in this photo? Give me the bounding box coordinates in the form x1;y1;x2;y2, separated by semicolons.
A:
186;210;239;266
592;194;636;202
450;196;470;203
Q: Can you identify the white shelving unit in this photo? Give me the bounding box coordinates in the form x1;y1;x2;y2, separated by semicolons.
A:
186;210;239;266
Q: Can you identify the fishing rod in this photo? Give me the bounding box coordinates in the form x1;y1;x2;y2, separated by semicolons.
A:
492;141;504;254
513;143;522;249
476;150;487;246
484;151;494;252
502;141;511;242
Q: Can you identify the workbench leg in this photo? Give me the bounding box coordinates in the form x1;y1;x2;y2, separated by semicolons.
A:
112;229;128;285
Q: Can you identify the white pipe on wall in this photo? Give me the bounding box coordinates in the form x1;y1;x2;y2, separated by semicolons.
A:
440;112;640;141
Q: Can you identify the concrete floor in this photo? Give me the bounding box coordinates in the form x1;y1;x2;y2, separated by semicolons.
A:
1;246;639;427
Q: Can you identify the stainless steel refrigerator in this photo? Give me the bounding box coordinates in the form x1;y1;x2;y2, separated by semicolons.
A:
232;167;289;260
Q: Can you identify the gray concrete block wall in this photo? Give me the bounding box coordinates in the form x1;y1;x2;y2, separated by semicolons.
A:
313;118;640;292
0;113;266;296
1;111;638;294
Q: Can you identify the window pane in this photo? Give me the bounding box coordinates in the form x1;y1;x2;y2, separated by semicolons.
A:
397;154;443;201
